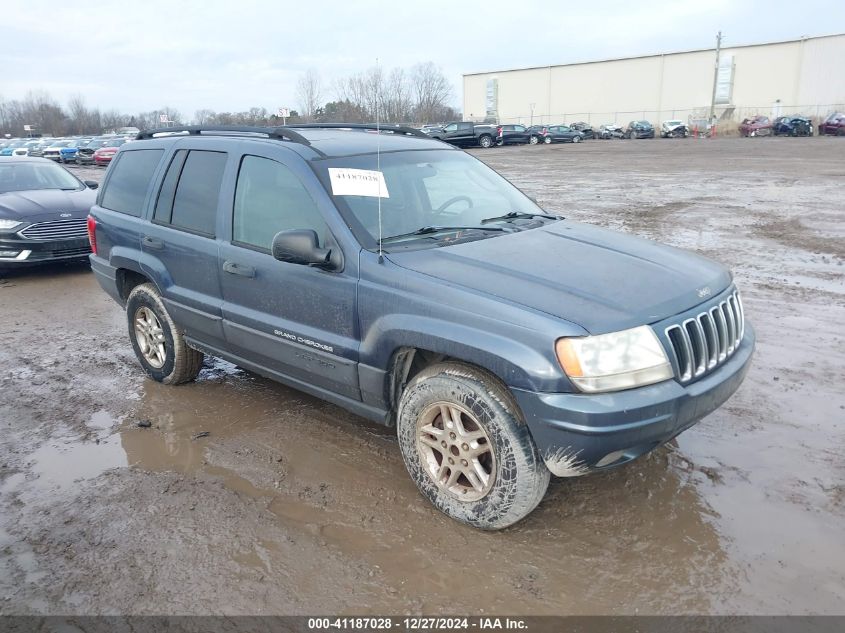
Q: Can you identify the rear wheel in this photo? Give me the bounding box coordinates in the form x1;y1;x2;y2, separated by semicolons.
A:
126;283;203;385
572;135;581;143
529;135;539;145
396;362;550;529
479;135;493;148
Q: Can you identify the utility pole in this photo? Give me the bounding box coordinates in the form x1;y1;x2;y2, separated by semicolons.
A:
709;31;722;127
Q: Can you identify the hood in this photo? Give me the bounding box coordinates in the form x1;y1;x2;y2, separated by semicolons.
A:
387;220;732;334
0;188;98;223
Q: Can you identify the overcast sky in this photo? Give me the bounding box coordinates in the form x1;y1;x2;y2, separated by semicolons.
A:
2;0;842;118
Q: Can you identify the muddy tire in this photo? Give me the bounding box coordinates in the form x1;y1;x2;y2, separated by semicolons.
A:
126;283;203;385
396;362;550;530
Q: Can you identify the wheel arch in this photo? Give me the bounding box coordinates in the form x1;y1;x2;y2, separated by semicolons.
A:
363;318;565;422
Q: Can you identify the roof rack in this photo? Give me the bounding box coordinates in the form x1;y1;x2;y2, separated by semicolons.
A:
286;123;430;138
135;125;311;145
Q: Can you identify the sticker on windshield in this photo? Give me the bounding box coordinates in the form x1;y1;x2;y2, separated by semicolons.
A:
328;168;389;198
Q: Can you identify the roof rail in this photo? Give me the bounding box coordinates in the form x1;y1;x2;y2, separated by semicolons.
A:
135;125;311;145
287;123;429;138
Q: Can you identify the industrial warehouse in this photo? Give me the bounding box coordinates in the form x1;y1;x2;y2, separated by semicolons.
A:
463;32;845;129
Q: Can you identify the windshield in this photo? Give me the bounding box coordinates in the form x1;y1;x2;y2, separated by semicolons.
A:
312;149;548;249
0;161;83;193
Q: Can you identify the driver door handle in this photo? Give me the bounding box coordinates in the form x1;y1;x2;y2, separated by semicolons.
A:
223;260;255;278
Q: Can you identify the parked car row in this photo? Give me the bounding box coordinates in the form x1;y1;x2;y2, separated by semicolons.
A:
740;112;845;137
0;135;133;165
420;111;844;148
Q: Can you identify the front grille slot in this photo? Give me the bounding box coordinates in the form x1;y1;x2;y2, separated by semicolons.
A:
19;219;88;241
52;246;91;257
665;290;745;383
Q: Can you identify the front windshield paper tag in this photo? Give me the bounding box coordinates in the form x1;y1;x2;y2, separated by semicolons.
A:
328;168;389;198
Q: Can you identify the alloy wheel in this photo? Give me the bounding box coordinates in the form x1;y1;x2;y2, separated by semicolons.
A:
134;306;167;368
416;401;496;501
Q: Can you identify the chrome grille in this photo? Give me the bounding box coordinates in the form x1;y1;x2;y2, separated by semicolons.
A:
19;218;88;240
665;290;745;382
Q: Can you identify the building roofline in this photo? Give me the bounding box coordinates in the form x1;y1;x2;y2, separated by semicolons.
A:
462;32;845;77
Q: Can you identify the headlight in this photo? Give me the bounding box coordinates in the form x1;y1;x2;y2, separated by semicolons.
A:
0;219;22;230
555;325;673;393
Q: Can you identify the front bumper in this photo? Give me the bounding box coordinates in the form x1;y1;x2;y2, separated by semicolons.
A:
513;323;755;476
0;233;91;266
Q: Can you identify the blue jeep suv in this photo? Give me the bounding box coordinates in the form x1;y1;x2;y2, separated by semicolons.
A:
88;124;754;528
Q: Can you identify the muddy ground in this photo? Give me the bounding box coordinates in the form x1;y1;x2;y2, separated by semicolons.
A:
0;138;843;616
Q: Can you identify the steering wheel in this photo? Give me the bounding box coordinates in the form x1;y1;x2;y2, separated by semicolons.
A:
435;195;473;214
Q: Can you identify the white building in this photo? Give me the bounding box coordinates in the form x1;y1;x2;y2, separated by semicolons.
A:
462;33;845;127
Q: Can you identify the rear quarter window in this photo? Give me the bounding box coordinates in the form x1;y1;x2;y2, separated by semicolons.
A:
100;149;164;216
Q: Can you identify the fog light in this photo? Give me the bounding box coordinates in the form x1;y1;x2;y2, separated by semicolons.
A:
0;250;21;258
595;450;628;468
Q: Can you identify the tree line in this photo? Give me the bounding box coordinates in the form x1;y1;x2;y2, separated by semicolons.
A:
0;62;457;137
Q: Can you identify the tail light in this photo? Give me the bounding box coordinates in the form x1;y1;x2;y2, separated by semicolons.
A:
87;215;97;255
497;126;502;136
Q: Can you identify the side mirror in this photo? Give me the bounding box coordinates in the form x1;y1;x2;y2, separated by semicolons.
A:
272;229;332;267
84;180;99;189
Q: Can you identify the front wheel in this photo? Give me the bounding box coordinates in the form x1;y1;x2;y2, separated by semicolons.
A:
543;136;552;144
396;362;550;529
126;283;204;385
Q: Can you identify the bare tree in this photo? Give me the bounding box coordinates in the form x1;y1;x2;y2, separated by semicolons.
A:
296;69;323;121
384;67;413;123
412;62;453;124
67;94;91;135
194;109;214;125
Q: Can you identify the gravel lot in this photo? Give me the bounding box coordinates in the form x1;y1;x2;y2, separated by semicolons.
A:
1;137;843;615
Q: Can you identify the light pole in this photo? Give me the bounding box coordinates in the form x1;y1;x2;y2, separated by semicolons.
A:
709;31;723;128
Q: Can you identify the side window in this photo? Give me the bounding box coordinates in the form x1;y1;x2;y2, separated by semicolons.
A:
514;125;526;132
100;149;164;216
458;123;472;131
444;123;457;132
154;150;226;236
233;155;327;252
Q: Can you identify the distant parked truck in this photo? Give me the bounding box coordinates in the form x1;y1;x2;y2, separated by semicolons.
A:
739;115;773;137
425;122;499;148
818;112;845;136
772;116;813;137
626;120;655;139
660;120;689;138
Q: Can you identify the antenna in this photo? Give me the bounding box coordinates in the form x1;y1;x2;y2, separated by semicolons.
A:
376;57;384;264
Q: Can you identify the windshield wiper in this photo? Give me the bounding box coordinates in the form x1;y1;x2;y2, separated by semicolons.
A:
480;211;559;224
381;225;506;244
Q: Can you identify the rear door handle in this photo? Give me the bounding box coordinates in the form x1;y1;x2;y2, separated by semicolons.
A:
141;236;164;250
222;260;255;278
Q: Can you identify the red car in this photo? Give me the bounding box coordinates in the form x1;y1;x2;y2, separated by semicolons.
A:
93;139;128;166
739;116;772;137
818;112;845;136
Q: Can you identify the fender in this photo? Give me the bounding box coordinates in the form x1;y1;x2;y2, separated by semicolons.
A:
358;314;581;412
109;245;169;295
